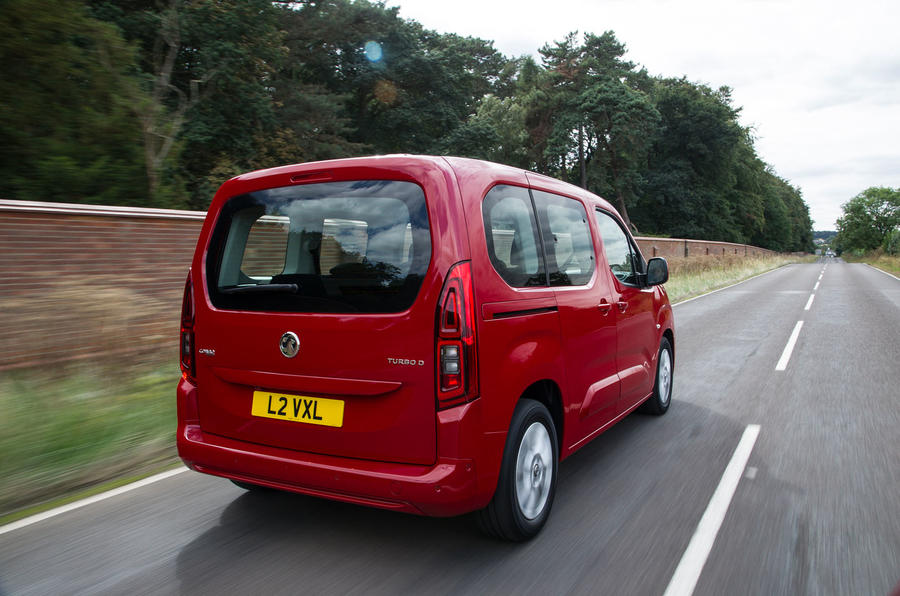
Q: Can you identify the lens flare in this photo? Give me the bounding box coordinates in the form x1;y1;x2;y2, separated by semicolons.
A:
373;80;398;105
364;41;383;62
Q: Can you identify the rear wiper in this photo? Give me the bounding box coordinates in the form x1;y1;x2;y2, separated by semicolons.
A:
220;283;299;295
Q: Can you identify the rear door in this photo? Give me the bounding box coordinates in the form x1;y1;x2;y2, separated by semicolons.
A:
194;179;439;465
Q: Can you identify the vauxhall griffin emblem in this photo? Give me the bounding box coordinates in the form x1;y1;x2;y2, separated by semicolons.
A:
279;332;300;358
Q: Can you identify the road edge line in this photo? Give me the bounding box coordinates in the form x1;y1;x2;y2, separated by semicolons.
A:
0;467;187;536
863;263;900;282
663;424;761;596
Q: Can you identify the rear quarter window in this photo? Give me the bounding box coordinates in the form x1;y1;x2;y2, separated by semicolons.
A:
482;185;545;287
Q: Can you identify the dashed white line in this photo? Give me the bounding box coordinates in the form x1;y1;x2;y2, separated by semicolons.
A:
0;467;187;536
804;294;815;311
814;281;820;291
663;424;761;596
775;321;804;371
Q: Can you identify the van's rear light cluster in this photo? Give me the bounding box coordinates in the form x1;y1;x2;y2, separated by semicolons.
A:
436;261;478;409
180;272;196;382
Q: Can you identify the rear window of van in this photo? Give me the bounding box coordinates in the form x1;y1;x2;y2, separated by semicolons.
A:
206;180;431;313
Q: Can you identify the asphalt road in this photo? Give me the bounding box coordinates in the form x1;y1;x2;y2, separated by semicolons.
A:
2;261;899;596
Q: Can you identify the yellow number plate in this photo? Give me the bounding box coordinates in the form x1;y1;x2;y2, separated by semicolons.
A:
251;391;344;428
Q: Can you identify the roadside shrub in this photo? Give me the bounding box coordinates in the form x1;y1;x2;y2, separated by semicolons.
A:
883;229;900;255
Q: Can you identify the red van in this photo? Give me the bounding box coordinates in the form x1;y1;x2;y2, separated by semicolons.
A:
177;155;674;540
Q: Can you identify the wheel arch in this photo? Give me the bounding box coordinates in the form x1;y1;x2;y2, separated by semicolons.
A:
662;327;674;361
519;379;564;456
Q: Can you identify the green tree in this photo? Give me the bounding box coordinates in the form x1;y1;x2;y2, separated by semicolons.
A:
721;136;767;243
539;31;588;180
635;79;743;239
93;0;289;208
536;31;657;229
9;0;816;250
282;0;504;157
516;56;556;172
836;187;900;251
883;229;900;255
782;181;813;252
176;0;287;208
580;77;659;229
752;172;797;252
442;94;530;167
0;0;149;205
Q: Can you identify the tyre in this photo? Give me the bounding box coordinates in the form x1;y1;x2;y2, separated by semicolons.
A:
477;399;558;541
641;337;673;415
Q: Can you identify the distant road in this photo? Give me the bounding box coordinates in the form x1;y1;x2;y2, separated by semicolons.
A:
2;261;898;595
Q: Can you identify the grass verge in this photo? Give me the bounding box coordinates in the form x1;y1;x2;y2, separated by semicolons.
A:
0;252;807;521
0;363;179;519
841;251;900;276
665;254;807;303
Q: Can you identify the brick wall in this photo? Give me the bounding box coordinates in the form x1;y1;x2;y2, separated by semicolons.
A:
0;200;204;372
634;237;775;259
0;200;774;372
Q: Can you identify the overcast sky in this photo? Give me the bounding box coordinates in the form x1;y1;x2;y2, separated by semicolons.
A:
385;0;899;230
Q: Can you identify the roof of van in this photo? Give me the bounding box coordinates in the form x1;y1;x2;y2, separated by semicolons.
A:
215;154;617;216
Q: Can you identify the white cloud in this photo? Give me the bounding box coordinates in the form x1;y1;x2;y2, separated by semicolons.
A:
387;0;900;229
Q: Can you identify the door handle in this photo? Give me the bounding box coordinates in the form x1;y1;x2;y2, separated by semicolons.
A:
617;301;628;313
597;300;612;315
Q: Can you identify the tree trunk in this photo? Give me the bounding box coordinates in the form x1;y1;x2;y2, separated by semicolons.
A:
616;190;633;232
578;124;586;188
135;0;209;202
608;156;633;231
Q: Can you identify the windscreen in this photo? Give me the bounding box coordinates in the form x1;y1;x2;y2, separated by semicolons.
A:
206;180;431;313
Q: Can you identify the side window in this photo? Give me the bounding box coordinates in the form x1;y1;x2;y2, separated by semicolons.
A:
320;218;368;274
482;185;545;287
240;215;289;279
595;210;640;285
532;190;595;286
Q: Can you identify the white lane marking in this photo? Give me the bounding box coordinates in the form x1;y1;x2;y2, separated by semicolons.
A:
814;281;820;291
775;321;804;371
818;274;823;281
864;263;900;282
0;467;187;536
663;424;761;596
804;294;815;311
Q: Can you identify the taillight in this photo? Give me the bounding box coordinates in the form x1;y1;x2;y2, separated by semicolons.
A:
436;261;478;409
180;272;195;382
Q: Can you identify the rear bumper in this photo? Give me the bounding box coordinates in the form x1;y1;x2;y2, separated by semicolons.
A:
176;378;493;517
178;424;481;516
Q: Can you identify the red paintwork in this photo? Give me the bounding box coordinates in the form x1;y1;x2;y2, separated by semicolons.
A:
177;155;673;517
